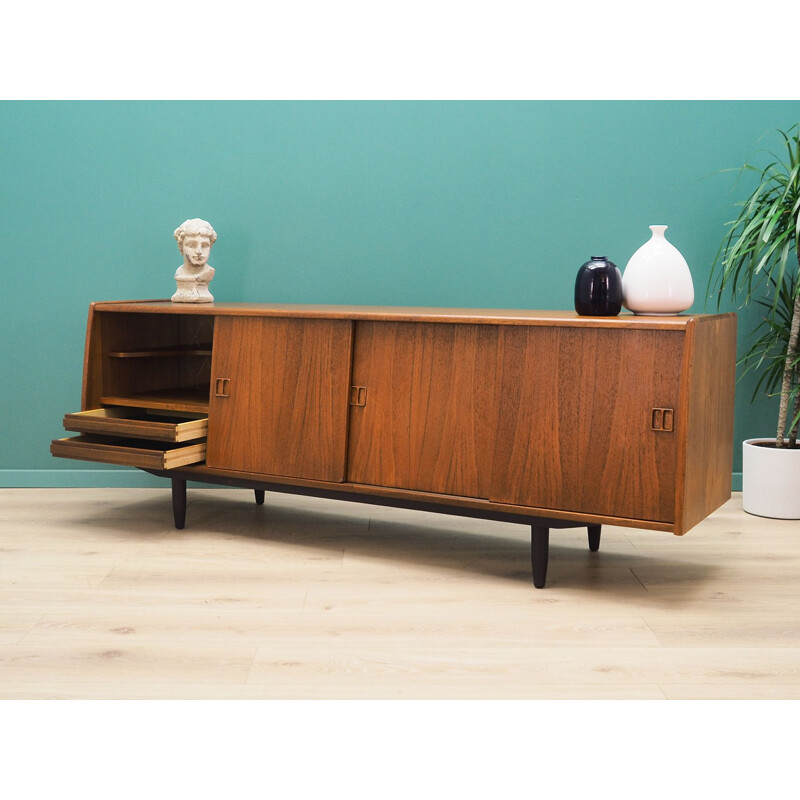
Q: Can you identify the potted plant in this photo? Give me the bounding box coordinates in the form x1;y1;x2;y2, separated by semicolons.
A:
711;124;800;518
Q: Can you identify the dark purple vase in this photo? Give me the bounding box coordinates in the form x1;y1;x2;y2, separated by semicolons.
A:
574;256;623;316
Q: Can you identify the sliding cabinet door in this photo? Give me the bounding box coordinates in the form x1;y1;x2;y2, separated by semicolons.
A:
207;316;353;482
490;326;683;523
347;321;499;498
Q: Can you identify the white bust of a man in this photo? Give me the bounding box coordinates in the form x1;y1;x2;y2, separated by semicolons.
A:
171;218;217;303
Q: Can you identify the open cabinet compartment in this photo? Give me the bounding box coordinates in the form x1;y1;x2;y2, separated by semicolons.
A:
85;310;215;414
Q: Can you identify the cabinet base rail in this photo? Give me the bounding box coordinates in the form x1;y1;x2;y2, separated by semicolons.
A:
150;470;603;589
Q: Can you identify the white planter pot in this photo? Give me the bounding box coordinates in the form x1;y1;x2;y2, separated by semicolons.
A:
742;438;800;519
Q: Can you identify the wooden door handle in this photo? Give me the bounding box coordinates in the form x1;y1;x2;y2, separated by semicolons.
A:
651;408;674;432
215;378;231;398
349;386;367;407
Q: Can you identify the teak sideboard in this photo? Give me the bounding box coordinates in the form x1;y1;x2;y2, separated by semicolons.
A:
51;300;737;588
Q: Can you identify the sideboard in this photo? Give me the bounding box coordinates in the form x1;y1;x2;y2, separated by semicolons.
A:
51;300;737;588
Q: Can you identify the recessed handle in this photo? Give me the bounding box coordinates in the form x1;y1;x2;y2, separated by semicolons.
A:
215;378;231;398
651;408;674;432
350;386;367;407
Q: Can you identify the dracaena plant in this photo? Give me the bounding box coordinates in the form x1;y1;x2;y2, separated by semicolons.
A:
711;124;800;448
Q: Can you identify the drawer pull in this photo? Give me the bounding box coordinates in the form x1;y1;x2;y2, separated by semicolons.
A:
215;378;231;398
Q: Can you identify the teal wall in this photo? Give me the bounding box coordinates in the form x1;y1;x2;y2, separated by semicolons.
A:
2;100;799;488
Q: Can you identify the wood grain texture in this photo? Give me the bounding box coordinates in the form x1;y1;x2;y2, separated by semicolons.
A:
90;299;698;329
346;322;499;497
489;326;683;522
81;302;101;410
99;388;210;414
50;435;206;470
62;408;208;442
2;489;799;700
676;314;737;534
206;317;353;482
61;303;736;540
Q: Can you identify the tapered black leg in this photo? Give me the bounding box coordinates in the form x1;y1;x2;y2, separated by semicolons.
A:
588;524;601;552
531;526;550;588
171;477;187;530
254;489;265;505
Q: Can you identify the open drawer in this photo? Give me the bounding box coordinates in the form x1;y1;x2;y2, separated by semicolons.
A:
50;434;206;470
63;407;208;442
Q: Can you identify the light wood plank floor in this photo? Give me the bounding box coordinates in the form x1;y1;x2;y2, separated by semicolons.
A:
1;488;799;699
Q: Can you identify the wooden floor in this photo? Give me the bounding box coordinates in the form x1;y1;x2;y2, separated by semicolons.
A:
1;487;799;699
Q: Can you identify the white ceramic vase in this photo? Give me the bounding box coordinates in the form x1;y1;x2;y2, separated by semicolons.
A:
622;225;695;315
742;439;800;519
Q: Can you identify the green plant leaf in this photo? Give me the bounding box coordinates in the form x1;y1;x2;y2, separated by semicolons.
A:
710;127;800;441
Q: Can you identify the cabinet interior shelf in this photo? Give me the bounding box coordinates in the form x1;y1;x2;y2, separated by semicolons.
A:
100;387;210;414
106;344;213;358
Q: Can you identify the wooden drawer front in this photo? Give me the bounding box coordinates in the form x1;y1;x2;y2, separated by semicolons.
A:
50;435;206;470
63;408;208;442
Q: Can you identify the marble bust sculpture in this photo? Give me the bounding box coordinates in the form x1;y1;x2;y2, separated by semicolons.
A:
171;218;217;303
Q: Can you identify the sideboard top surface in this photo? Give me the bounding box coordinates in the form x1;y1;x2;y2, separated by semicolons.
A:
91;300;734;329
